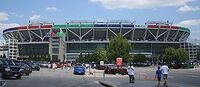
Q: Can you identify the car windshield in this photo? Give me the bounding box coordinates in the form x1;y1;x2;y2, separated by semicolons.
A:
75;63;82;66
5;60;15;65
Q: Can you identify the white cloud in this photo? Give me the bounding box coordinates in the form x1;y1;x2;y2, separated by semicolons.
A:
178;19;200;27
0;23;20;29
90;0;193;9
10;12;24;18
177;5;200;12
0;12;9;21
46;7;57;11
177;19;200;40
29;14;41;21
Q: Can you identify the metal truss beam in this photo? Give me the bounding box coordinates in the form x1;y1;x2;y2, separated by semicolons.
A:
173;30;179;41
18;31;24;42
27;29;33;42
30;30;42;40
165;30;170;41
108;29;117;36
81;29;93;39
68;29;81;40
156;30;168;40
122;29;133;37
131;28;135;41
147;29;156;40
9;32;16;39
143;28;148;40
42;30;51;40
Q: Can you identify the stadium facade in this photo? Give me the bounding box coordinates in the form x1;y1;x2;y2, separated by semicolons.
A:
2;20;190;62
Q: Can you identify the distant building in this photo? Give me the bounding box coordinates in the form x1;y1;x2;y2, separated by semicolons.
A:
180;42;197;61
0;40;8;58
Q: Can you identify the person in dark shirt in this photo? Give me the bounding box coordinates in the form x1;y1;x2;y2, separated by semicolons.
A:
156;66;162;86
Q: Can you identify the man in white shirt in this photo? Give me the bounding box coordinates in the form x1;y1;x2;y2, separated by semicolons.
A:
127;63;135;83
161;63;169;86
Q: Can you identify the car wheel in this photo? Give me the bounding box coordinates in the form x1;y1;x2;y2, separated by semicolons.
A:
25;73;30;75
16;75;22;79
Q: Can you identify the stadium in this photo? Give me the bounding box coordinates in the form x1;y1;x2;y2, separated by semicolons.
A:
2;20;190;62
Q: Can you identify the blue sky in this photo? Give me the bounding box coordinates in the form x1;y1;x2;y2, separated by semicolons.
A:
0;0;200;40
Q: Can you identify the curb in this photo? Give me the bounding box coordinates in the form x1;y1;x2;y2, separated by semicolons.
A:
98;81;116;87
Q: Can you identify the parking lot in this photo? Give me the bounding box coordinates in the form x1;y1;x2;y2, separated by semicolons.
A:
1;66;200;87
4;68;103;87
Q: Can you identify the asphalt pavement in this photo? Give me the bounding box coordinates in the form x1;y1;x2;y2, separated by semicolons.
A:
85;67;200;87
4;68;103;87
3;66;200;87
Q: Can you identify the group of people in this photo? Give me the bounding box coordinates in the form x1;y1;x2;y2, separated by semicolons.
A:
48;62;57;71
127;63;169;86
48;62;72;71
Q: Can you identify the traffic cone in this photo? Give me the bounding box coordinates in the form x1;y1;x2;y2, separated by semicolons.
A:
144;75;147;80
153;76;157;80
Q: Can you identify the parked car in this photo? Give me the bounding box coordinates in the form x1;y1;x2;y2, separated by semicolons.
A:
12;60;32;75
0;59;23;79
56;63;64;68
73;64;85;75
19;63;32;75
104;65;127;75
23;61;40;71
96;65;107;70
40;63;49;68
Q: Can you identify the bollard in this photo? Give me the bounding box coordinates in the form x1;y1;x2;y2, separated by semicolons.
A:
103;71;105;81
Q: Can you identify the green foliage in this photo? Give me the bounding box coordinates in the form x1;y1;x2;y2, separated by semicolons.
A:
77;48;108;64
162;47;188;64
162;47;175;63
176;48;188;63
93;48;108;63
107;33;132;62
77;53;93;63
133;54;146;63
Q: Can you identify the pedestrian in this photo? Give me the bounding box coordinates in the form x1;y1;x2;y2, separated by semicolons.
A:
155;66;162;87
161;63;169;86
52;62;57;71
127;63;135;83
48;63;52;71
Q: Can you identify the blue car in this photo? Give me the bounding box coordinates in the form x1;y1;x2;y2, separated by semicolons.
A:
73;65;85;75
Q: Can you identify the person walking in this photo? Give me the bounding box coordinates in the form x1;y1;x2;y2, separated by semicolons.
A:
48;63;52;71
155;66;162;87
161;63;169;86
127;63;135;83
52;62;57;72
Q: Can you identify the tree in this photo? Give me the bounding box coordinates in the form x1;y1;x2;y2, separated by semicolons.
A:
78;53;94;63
78;53;87;63
162;47;176;63
176;48;188;63
107;33;132;63
93;48;108;63
162;47;188;64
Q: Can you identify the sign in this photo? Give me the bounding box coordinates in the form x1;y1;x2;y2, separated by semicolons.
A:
116;58;123;66
100;61;104;66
